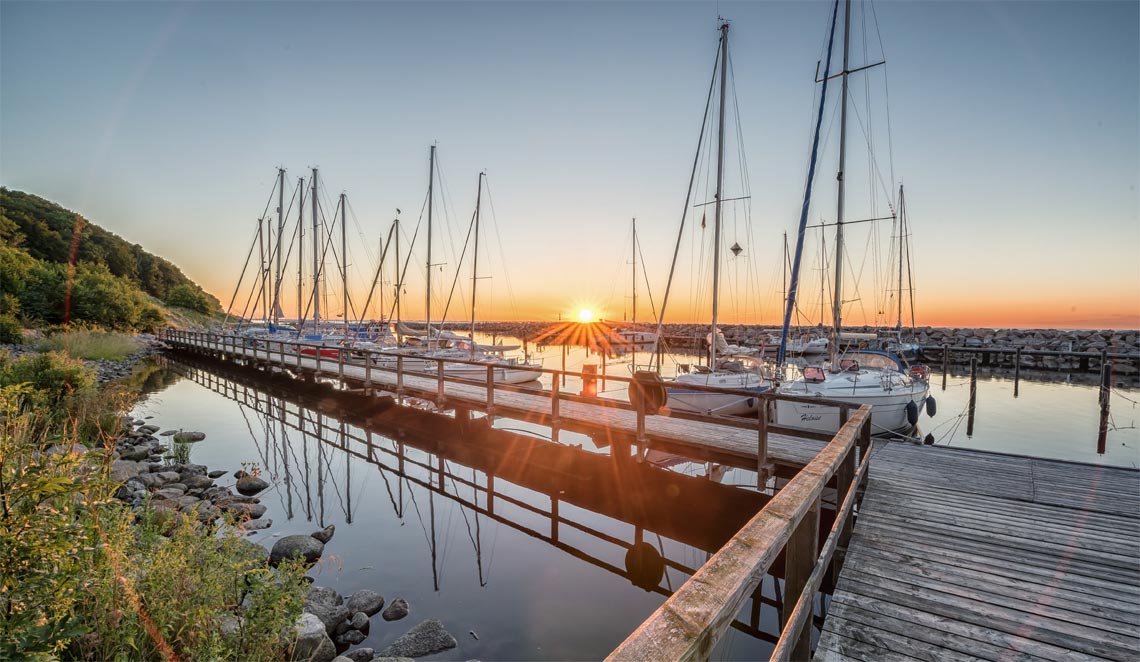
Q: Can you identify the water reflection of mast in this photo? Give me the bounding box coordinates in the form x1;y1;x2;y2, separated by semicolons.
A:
342;421;353;524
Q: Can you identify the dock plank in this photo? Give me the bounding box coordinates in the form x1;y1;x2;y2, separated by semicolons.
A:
817;440;1140;661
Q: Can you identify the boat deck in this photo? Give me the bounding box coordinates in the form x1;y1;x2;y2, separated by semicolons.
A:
817;441;1140;661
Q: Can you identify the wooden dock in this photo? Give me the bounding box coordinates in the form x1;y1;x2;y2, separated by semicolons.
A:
163;330;1140;660
816;442;1140;661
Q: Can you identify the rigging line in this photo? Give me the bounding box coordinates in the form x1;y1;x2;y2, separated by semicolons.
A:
385;191;430;325
354;221;397;342
441;206;478;326
868;0;896;199
846;95;896;214
221;223;262;325
482;177;521;320
635;236;661;324
270;184;302;312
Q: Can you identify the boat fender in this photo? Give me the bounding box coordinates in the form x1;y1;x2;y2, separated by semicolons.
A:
629;371;667;415
906;400;920;426
925;395;937;417
746;397;755;409
923;433;935;445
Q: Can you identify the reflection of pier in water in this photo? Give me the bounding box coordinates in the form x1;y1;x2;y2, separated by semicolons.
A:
167;356;812;644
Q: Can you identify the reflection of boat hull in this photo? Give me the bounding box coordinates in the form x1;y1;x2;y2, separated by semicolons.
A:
666;372;770;416
774;384;928;434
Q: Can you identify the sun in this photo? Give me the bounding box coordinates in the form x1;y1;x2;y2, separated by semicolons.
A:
577;308;595;323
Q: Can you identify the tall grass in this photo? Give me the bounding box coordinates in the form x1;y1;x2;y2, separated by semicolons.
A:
35;331;141;361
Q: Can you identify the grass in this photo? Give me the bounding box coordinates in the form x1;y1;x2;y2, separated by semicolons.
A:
35;330;142;361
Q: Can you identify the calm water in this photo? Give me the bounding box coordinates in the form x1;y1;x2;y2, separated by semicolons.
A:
131;337;1139;660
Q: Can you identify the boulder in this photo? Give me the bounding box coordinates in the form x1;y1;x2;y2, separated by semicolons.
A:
154;471;181;483
293;613;336;662
219;613;243;637
304;602;349;635
137;424;160;434
118;446;151;462
159;430;177;436
379;619;458;658
242;517;272;531
110;460;141;483
348;611;369;631
381;598;409;621
340;650;374;662
311;524;335;544
227;502;268;520
236;475;269;495
181;474;215;489
173;431;206;442
271;535;325;567
334;629;366;646
306;585;343;607
347;589;383;616
207;469;227;479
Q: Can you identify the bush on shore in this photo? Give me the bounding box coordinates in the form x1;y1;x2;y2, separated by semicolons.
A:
0;352;307;660
33;330;142;362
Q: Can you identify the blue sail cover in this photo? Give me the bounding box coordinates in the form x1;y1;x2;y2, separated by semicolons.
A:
778;0;841;366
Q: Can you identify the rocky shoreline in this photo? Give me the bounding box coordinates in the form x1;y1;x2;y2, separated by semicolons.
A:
106;416;459;662
1;335;166;383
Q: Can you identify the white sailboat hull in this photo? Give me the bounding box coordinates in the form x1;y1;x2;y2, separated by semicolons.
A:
666;372;770;416
775;377;929;435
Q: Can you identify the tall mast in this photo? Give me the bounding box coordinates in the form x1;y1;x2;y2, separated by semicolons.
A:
425;145;435;338
470;171;484;358
297;177;304;328
897;184;905;331
258;217;266;321
394;214;402;341
709;20;729;369
631;218;637;324
831;0;851;364
782;231;788;311
340;192;348;334
311;168;321;326
275;168;284;324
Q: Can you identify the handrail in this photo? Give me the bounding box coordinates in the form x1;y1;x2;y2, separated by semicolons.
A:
165;329;862;411
605;405;872;662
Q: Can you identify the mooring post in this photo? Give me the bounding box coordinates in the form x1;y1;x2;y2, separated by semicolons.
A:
1098;359;1112;455
338;347;345;383
396;355;405;398
561;345;567;387
783;496;820;660
364;354;373;395
941;343;949;391
582;364;598;397
601;354;607;389
967;357;978;436
1014;346;1022;397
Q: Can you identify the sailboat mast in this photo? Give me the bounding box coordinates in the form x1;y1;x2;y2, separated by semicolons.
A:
710;20;729;369
394;215;402;341
897;184;905;331
297;177;304;328
782;231;788;310
311;168;320;326
631;218;637;324
426;145;435;339
831;0;851;364
470;171;483;358
275;168;284;324
258;217;266;321
340;192;348;335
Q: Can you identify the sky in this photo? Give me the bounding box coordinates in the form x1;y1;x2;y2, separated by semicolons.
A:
2;0;1138;330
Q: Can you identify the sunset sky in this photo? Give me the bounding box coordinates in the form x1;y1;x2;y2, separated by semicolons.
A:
2;1;1137;329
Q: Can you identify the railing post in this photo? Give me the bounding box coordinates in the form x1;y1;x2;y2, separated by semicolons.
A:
397;356;405;396
941;343;949;391
833;441;856;577
437;360;446;406
635;388;646;446
365;352;372;393
857;413;872;499
486;364;495;414
756;397;771;488
783;495;820;661
315;346;322;377
338;346;345;383
551;374;561;423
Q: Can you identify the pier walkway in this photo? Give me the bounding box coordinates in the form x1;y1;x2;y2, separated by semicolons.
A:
816;441;1140;661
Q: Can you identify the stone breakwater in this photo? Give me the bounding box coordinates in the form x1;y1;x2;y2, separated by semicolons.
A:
105;415;458;662
473;321;1139;365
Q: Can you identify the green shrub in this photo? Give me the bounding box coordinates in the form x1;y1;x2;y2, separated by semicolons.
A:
0;351;94;406
165;284;215;314
0;315;22;344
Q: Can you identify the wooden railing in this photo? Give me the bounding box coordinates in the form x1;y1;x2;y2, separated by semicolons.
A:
606;404;872;662
162;329;864;486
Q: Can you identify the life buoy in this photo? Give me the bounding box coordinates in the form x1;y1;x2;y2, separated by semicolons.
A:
628;371;667;415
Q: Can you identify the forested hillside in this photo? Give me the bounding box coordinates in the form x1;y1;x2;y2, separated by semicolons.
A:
0;188;220;331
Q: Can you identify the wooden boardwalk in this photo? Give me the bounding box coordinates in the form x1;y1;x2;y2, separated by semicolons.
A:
817;441;1140;661
165;331;833;472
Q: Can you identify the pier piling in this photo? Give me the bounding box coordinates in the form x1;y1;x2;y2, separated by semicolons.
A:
967;357;978;436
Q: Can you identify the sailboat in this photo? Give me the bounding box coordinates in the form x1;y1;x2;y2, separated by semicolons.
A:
652;20;772;417
616;219;659;346
775;0;932;436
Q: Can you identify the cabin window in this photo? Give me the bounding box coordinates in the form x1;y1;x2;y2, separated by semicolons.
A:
804;366;826;383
